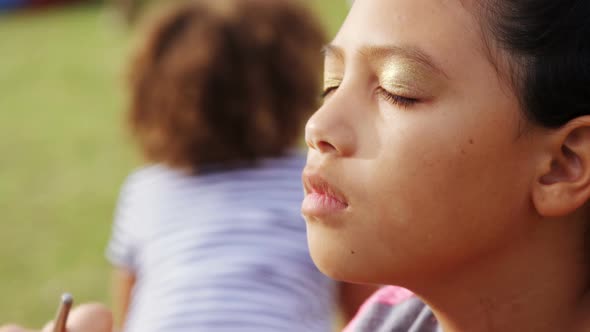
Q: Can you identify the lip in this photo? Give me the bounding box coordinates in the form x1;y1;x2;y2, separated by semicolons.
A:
302;171;349;218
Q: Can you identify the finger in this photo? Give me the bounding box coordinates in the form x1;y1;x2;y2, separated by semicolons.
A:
40;321;54;332
41;304;113;332
0;324;35;332
66;303;113;332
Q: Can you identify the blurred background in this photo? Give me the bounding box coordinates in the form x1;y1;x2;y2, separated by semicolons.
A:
0;0;348;326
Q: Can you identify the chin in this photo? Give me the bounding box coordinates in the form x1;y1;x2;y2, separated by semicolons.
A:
314;255;385;284
306;227;378;284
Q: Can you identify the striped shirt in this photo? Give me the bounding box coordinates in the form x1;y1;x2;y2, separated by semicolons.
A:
106;153;337;332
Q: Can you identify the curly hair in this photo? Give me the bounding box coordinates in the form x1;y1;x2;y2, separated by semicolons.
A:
127;0;326;172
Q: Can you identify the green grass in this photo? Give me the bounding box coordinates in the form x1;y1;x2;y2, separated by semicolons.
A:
0;1;348;327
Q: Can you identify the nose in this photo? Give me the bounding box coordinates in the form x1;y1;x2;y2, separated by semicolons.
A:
305;97;356;157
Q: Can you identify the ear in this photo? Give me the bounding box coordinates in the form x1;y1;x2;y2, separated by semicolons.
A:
532;117;590;217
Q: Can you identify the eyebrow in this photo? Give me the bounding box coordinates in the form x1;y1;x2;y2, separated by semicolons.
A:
322;43;449;79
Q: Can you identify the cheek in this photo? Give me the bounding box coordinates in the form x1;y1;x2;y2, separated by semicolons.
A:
369;116;470;218
358;112;534;278
370;103;527;219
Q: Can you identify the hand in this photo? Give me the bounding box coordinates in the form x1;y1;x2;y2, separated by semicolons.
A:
0;303;113;332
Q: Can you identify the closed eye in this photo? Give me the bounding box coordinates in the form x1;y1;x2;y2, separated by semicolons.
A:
376;87;419;108
321;86;339;99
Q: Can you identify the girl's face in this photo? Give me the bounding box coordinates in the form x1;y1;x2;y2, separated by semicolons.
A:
302;0;543;285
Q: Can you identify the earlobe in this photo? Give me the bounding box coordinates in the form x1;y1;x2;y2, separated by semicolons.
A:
532;118;590;218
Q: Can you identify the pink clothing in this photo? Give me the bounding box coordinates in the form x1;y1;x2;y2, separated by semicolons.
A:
343;286;414;332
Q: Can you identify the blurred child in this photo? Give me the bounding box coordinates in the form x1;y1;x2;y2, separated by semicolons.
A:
106;1;376;331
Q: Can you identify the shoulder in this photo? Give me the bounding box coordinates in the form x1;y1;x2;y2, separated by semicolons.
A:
344;286;440;332
114;164;190;214
121;164;187;193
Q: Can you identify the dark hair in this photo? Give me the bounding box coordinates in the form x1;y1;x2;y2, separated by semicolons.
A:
127;0;325;172
481;0;590;128
480;0;590;260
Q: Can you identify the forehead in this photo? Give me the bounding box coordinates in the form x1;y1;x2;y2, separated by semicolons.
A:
332;0;488;77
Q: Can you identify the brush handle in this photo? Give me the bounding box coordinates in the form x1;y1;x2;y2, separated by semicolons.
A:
53;293;73;332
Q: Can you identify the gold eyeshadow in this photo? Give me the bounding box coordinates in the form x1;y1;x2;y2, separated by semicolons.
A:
379;59;441;97
323;76;342;89
321;46;445;99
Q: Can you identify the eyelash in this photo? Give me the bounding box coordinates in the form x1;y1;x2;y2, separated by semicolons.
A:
376;87;418;108
321;86;338;98
321;86;419;108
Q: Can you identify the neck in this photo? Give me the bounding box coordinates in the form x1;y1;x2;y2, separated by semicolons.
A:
409;216;590;332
